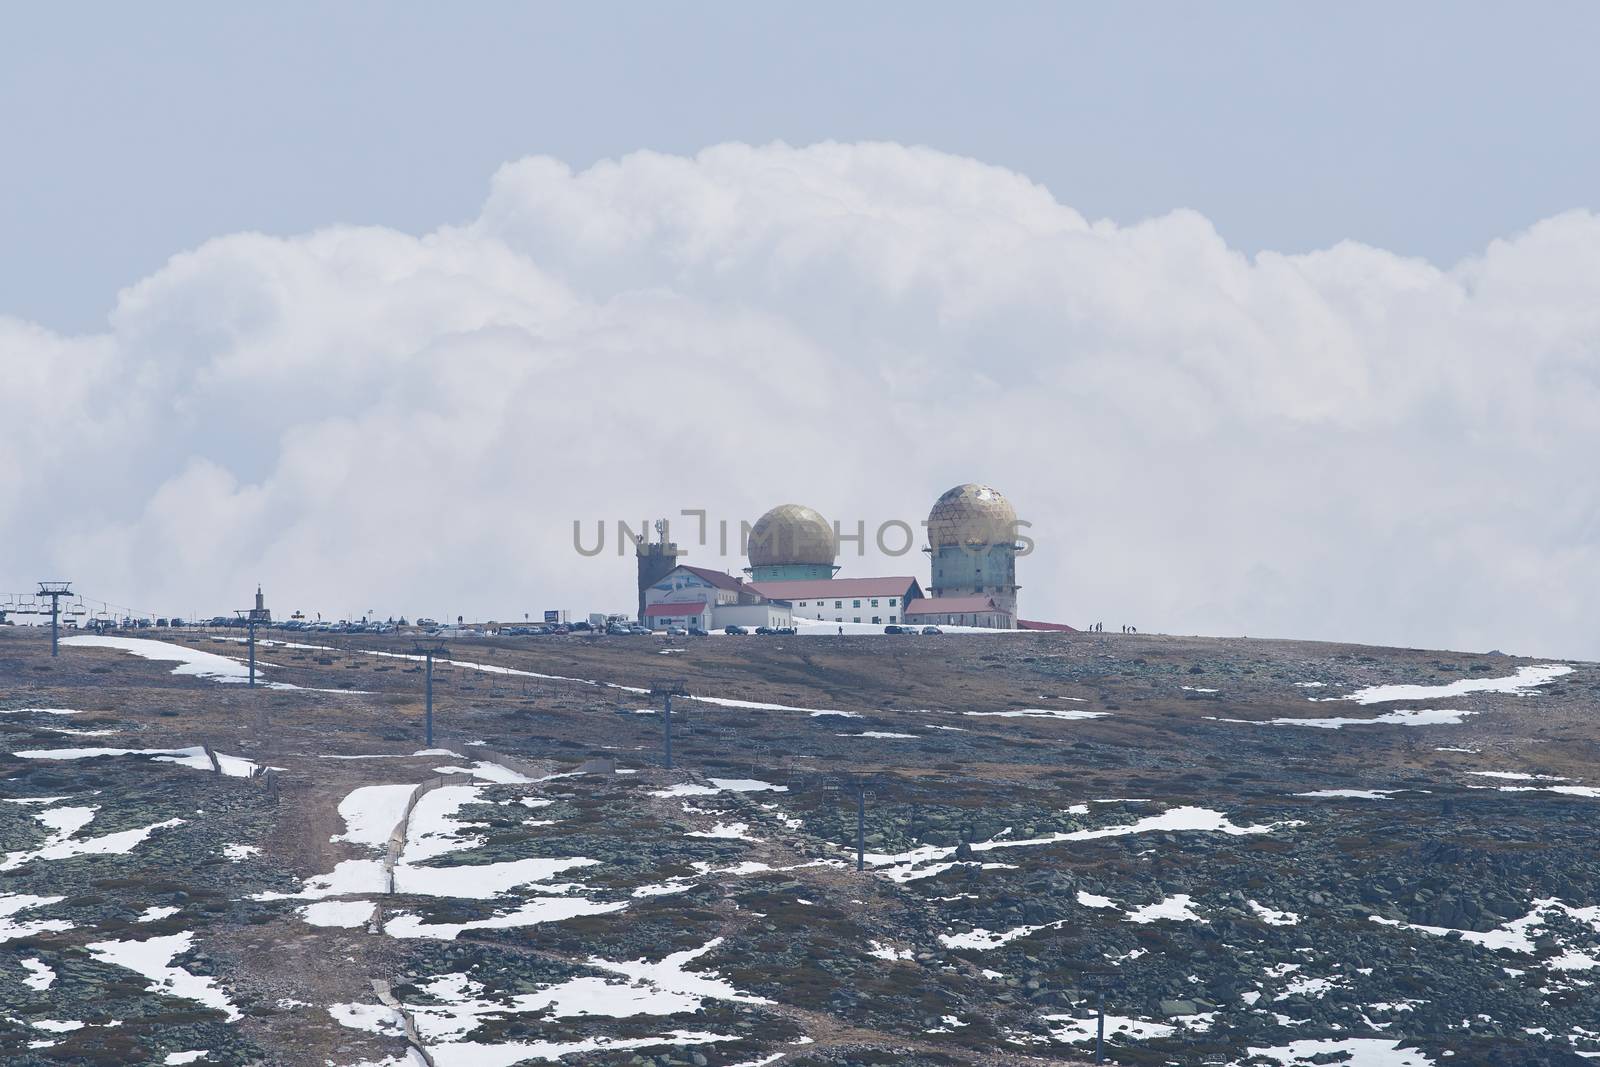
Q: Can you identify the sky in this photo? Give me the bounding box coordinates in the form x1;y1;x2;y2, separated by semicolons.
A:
2;4;1598;658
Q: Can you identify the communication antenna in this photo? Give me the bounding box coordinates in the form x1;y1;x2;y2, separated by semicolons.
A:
36;581;72;657
650;680;689;769
414;642;449;747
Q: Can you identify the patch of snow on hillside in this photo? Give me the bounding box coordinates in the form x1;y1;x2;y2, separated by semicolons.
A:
1468;771;1570;781
964;708;1107;720
1222;708;1476;729
299;900;376;928
402;786;486;863
383;895;629;940
1492;785;1600;799
709;778;787;793
433;761;533;784
939;919;1069;950
86;931;239;1020
1125;894;1201;923
331;784;418;848
1247;1037;1437;1066
1044;1014;1176;1042
2;804;184;871
21;957;56;989
1250;901;1302;925
1327;664;1573;705
420;1029;738;1067
60;635;271;686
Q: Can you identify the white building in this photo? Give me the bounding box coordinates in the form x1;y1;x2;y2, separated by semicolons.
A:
747;576;923;626
642;565;792;631
903;595;1011;629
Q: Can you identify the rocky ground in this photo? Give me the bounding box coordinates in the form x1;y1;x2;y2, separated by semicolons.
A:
2;625;1598;1066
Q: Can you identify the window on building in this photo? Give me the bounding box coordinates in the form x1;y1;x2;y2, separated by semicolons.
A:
871;616;880;624
852;599;861;608
853;617;861;623
889;615;897;623
889;598;897;606
834;600;842;609
871;598;879;607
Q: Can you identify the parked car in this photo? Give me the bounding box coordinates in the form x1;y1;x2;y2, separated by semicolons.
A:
665;626;688;636
921;626;943;635
884;624;905;634
774;626;796;635
628;624;651;635
754;626;776;635
687;627;709;637
724;625;748;635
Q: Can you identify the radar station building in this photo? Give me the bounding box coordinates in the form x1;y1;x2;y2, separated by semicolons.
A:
918;484;1020;627
632;486;1023;631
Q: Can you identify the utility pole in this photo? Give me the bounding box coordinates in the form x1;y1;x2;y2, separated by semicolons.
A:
855;779;876;872
233;612;258;687
651;680;688;769
37;581;72;657
415;642;448;747
1096;995;1105;1062
236;585;273;688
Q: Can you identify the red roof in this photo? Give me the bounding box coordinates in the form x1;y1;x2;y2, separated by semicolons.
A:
675;565;745;592
1018;619;1078;632
643;601;708;617
748;576;922;602
903;596;999;616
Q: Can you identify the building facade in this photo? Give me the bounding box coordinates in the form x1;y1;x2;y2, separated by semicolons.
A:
903;596;1011;629
925;484;1020;628
642;564;793;630
748;576;923;626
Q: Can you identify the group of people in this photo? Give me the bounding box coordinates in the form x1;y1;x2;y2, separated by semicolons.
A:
1084;622;1138;634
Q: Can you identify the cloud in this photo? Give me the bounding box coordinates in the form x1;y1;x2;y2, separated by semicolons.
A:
2;142;1597;656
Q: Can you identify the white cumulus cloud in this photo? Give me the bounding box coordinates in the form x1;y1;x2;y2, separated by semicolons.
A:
2;141;1597;656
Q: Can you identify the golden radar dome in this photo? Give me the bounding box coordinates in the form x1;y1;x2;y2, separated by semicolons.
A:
927;484;1018;548
748;504;838;567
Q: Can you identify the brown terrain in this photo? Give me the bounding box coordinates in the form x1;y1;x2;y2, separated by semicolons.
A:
2;625;1597;1066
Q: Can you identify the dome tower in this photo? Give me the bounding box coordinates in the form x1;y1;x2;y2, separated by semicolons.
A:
925;484;1020;626
746;504;839;582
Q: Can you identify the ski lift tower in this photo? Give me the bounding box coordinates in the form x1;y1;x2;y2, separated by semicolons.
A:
37;581;72;657
234;586;273;688
650;680;689;769
414;641;449;747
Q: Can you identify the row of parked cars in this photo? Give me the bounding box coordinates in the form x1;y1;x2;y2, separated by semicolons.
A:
885;625;944;635
723;625;799;636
